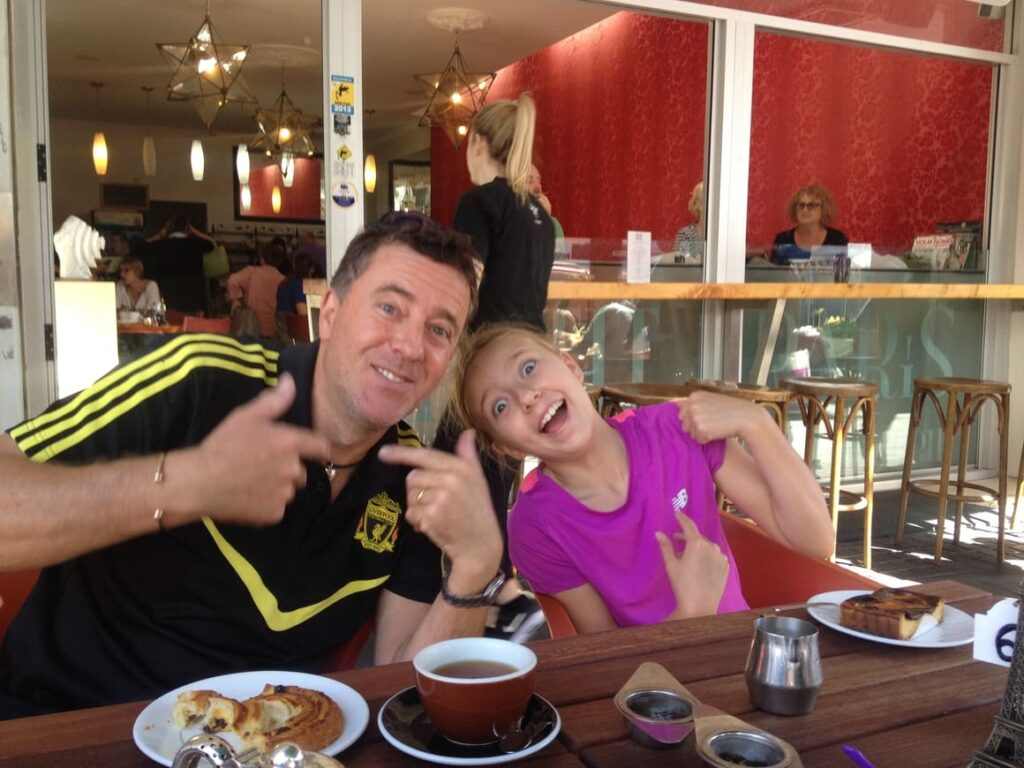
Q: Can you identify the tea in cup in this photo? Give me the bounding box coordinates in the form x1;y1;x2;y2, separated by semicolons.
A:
413;637;537;744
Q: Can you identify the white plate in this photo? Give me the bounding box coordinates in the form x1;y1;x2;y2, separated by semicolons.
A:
132;670;369;766
806;590;974;648
377;686;560;766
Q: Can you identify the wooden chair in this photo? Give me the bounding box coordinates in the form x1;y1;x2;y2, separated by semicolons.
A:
598;382;692;418
782;376;878;569
182;315;231;334
896;376;1012;564
536;512;881;639
684;378;791;431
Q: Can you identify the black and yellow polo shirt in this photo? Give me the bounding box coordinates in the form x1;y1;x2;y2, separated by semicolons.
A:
0;334;439;717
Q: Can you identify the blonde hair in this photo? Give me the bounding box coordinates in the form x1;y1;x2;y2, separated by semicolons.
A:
687;181;704;219
451;322;559;455
786;184;838;226
471;93;537;204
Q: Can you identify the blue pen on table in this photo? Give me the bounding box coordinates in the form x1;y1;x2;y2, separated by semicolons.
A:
842;744;876;768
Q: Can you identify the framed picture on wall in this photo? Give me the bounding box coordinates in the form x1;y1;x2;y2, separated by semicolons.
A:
389;160;430;215
233;146;325;224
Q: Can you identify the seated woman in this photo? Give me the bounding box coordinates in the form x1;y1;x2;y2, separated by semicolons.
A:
452;324;833;634
115;257;161;313
771;184;848;265
673;181;705;262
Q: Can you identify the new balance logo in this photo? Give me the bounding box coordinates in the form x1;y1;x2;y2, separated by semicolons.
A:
671;488;688;512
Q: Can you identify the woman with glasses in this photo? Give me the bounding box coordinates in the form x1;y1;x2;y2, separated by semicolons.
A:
770;184;848;265
115;257;161;313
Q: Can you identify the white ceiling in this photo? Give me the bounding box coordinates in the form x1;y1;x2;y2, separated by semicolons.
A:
46;0;616;140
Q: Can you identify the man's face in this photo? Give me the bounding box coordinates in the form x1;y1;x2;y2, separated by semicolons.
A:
316;243;471;434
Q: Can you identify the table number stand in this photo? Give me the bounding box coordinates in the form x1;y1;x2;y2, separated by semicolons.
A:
970;579;1024;767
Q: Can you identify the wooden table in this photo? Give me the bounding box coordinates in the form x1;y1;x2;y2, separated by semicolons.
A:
0;580;1005;767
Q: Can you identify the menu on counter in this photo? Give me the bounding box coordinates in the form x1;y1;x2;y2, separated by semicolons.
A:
626;230;651;284
911;234;956;270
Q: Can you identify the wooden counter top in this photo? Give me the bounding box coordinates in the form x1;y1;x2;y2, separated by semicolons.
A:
304;278;1024;306
546;282;1024;301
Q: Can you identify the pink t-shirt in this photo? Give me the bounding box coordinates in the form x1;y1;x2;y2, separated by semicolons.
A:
508;402;748;627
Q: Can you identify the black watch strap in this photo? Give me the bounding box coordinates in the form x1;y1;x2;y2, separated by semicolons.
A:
441;570;506;608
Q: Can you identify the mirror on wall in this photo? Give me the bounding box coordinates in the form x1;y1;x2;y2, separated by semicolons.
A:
233;147;325;224
389;160;431;215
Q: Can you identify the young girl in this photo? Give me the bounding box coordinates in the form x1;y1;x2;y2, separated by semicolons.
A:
453;324;834;634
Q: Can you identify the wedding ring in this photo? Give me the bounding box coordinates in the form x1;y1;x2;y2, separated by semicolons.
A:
415;488;426;503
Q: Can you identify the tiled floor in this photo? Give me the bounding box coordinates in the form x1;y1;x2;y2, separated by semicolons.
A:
833;482;1024;600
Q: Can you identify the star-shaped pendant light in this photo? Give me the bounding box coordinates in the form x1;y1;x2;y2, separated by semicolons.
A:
249;79;319;160
157;0;255;131
415;8;495;148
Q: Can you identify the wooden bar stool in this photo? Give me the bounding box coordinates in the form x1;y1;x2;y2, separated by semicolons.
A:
685;378;791;431
895;377;1011;564
598;382;692;418
781;376;878;569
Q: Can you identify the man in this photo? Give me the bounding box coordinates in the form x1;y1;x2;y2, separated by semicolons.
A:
0;215;503;718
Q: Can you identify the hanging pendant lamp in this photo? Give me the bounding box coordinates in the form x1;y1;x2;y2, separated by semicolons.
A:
414;9;495;149
90;82;108;176
190;139;205;181
236;143;249;184
143;86;158;177
157;0;255;131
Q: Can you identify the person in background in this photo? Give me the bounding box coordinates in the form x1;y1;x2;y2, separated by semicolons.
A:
277;252;319;317
453;324;833;634
433;93;555;643
771;184;848;266
673;181;705;262
294;230;327;278
528;164;564;243
0;214;501;718
142;215;216;315
227;243;287;339
115;256;161;313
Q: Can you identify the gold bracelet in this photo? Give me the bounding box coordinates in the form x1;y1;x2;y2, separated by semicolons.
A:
153;451;167;533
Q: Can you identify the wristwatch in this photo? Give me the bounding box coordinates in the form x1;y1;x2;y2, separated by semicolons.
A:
441;570;506;608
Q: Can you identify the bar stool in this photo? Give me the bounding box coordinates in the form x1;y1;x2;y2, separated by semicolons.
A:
685;379;791;431
895;377;1011;565
781;376;878;569
598;382;692;418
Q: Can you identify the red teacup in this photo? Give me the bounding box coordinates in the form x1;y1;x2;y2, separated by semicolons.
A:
413;637;537;744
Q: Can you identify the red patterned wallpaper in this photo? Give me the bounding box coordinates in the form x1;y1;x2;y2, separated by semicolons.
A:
431;12;709;244
747;33;991;252
432;11;991;256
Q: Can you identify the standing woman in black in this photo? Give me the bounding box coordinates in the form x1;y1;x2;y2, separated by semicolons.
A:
434;93;555;634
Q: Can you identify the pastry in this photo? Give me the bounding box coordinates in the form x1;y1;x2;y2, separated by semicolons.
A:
172;683;344;753
172;689;246;732
237;684;344;752
839;588;944;640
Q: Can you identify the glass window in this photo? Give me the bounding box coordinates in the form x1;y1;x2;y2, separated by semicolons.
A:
689;0;1007;51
